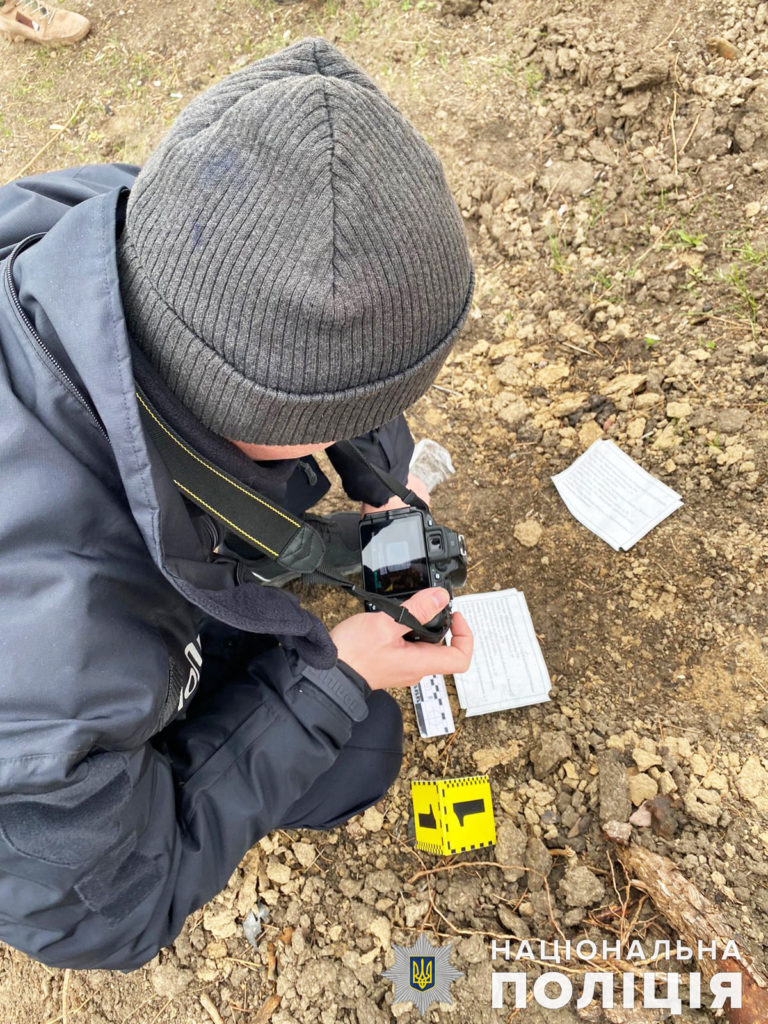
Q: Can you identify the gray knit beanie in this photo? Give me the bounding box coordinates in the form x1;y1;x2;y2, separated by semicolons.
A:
118;38;474;444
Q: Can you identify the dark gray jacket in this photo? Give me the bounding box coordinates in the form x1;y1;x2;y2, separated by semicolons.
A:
0;165;411;970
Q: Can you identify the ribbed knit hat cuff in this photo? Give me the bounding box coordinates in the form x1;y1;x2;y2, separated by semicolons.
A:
120;232;475;444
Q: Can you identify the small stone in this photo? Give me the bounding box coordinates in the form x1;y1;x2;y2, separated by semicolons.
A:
711;408;750;434
628;773;658;806
579;420;604;448
493;393;529;428
707;36;739;60
689;753;709;777
558;863;605;908
635;391;662;410
473;742;521;773
666;400;692;419
621;56;668;91
368;917;391;949
203;905;238;940
404;900;430;928
151;963;193;998
632;747;662;772
361;806;384;832
539;159;595;196
745;201;762;218
653;423;679;450
702;770;728;792
684;788;721;826
367;869;399;894
598;753;632;823
658;771;678;795
513;519;543;548
736;756;768;815
629;803;652;828
626;417;647;440
603;821;632;843
495;821;527;881
663;737;693;761
601;372;647;401
293;842;317;868
537;362;570;388
648;794;679;839
530;731;572;778
266;859;292;886
525;836;553;891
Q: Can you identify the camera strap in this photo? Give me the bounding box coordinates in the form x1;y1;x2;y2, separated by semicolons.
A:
331;440;430;513
135;387;326;572
135;389;437;640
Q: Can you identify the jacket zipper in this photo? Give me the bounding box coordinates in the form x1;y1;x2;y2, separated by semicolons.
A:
4;238;109;441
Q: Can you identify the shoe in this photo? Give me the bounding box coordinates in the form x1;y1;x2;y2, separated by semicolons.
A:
0;0;90;43
246;512;362;588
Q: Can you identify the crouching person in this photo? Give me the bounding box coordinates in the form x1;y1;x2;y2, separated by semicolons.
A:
0;38;474;969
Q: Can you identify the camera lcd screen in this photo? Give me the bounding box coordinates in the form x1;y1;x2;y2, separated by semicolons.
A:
360;513;429;597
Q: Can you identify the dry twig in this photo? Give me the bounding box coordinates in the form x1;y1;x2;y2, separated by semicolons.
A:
7;101;84;184
253;994;282;1024
42;994;94;1024
652;13;683;50
266;941;278;983
605;823;768;1023
118;994;161;1024
670;92;679;176
61;970;71;1024
200;992;226;1024
224;956;263;972
147;999;173;1024
680;110;702;155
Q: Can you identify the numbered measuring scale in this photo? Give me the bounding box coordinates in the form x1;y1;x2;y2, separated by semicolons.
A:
411;775;496;855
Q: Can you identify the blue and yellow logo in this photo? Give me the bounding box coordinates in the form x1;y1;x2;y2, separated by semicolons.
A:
410;956;435;991
384;935;463;1014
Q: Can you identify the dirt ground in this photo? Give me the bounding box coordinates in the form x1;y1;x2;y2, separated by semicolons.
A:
2;0;768;1021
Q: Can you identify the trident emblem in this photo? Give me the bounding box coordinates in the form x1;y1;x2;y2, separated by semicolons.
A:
410;956;435;991
384;934;463;1016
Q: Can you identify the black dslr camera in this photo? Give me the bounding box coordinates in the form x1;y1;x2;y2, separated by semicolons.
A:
359;507;467;642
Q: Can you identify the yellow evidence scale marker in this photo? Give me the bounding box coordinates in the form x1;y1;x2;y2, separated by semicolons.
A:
411;775;496;855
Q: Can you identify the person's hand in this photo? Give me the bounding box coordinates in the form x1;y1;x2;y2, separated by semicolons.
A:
330;587;473;691
360;472;431;516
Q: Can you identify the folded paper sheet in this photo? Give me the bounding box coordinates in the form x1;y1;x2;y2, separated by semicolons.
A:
551;439;683;551
451;589;551;716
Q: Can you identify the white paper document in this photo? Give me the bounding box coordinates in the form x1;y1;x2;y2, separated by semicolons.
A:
411;674;455;738
551;439;683;551
451;589;551;716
